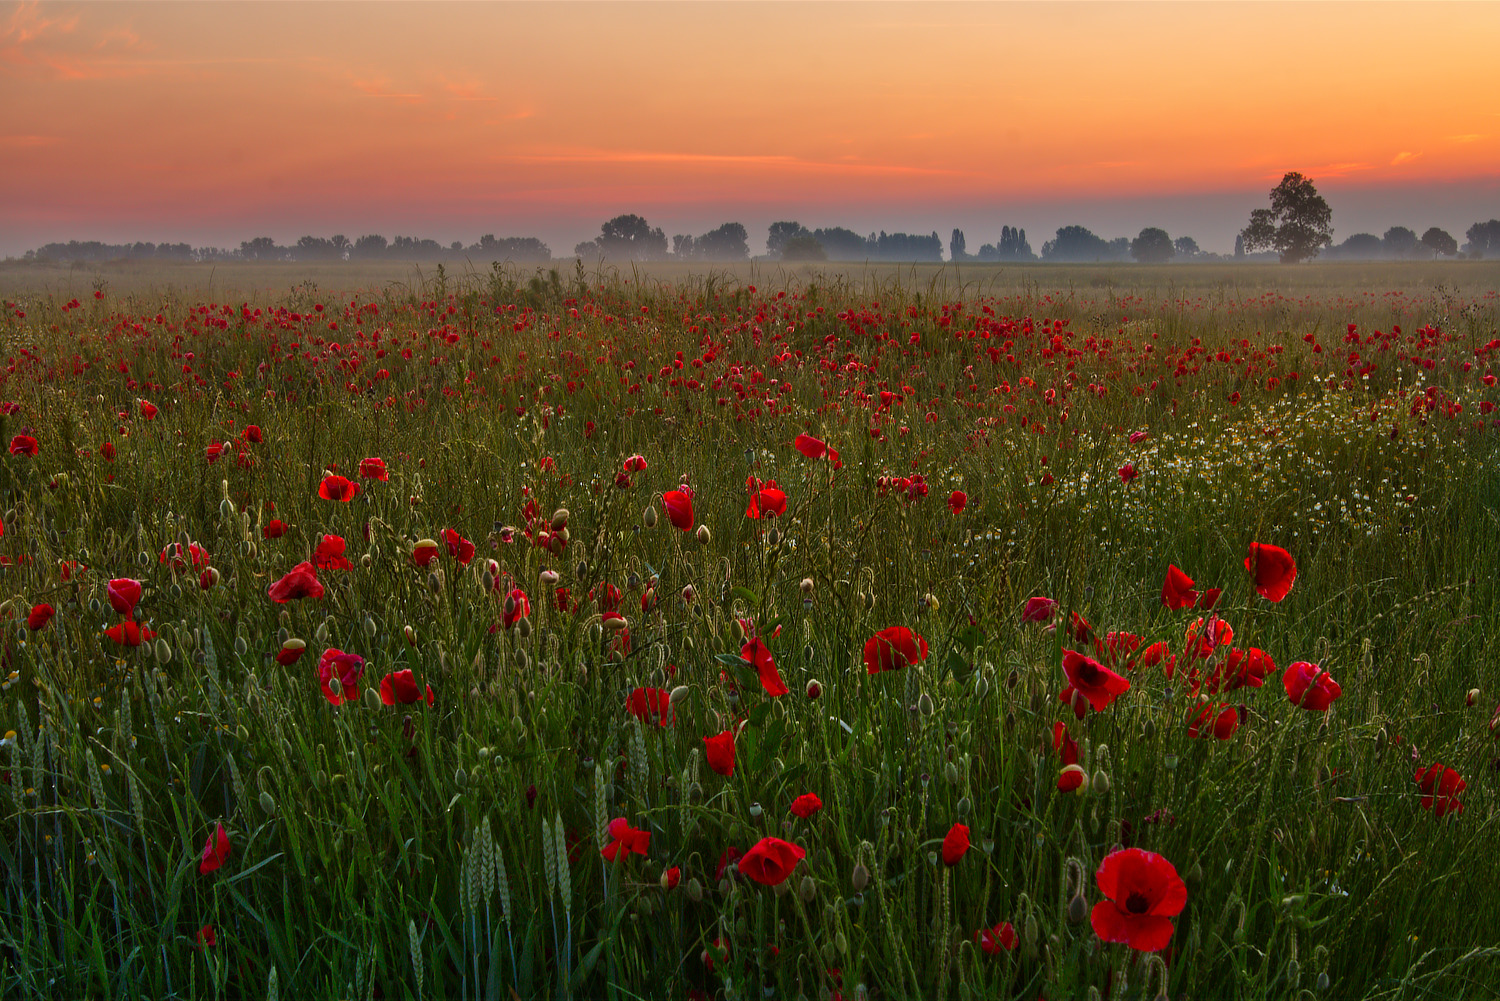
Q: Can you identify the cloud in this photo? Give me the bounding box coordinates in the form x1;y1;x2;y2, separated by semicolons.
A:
487;147;973;179
351;77;423;102
1390;151;1423;166
0;133;60;147
1446;133;1487;143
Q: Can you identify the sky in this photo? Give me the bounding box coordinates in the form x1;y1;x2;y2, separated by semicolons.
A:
2;0;1498;258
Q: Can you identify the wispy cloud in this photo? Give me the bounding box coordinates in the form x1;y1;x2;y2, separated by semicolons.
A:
351;77;423;102
0;133;60;147
488;147;974;179
1390;151;1423;166
1447;133;1487;143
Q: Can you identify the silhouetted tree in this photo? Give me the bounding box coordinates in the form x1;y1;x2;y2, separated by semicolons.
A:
1463;220;1500;258
240;237;283;261
1329;233;1383;259
352;234;388;258
812;227;872;260
767;221;812;258
1234;234;1244;258
1173;236;1201;258
1421;227;1458;257
576;214;668;260
1042;226;1114;262
696;223;749;261
1382;227;1421;259
1240;172;1333;263
1130;227;1175;263
781;235;827;261
950;229;967;262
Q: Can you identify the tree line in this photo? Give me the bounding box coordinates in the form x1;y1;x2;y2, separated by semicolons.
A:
19;202;1500;266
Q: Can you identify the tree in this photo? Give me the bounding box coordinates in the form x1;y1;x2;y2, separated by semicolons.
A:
1130;227;1175;263
767;221;811;258
1421;227;1458;257
352;234;388;259
1382;226;1420;259
577;214;668;260
1173;236;1200;258
695;222;749;261
781;235;827;261
1330;233;1382;259
950;229;967;262
1463;220;1500;259
1240;172;1333;263
1042;225;1112;262
1234;234;1245;259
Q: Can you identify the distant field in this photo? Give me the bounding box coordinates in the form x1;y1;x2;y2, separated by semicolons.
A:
3;255;1498;301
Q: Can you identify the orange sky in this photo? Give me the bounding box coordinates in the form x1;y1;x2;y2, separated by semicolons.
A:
3;0;1497;256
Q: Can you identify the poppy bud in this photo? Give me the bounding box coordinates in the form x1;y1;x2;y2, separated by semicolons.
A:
454;767;467;788
1287;959;1299;985
234;636;248;656
1092;769;1110;797
686;877;703;902
1467;688;1480;707
799;875;817;903
767;526;780;547
327;676;342;698
917;693;934;716
1187;859;1203;889
1067;889;1088;925
219;498;235;520
404;624;417;646
1142;719;1156;741
361;554;373;570
1375;727;1388;753
550;508;569;532
540;569;560;587
1316;972;1330;992
956;796;971;819
944;761;959;785
364;687;382;711
851;862;869;891
923;593;939;611
364;616;377;638
518;617;532;640
749;801;763;818
688;782;702;804
862;590;875;611
834;930;848;955
154;638;172;665
427;571;442;595
681;584;695;603
259;791;277;816
806;679;822;699
1023;913;1039;952
643;506;658;529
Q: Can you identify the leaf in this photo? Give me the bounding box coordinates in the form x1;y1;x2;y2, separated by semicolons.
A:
729;586;760;605
954;622;986;651
747;702;772;729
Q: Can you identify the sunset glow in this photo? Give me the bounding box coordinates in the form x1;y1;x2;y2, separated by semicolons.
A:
3;0;1497;255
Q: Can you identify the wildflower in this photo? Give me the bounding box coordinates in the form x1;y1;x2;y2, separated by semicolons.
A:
623;454;648;473
948;490;967;515
789;793;823;819
976;922;1018;955
411;539;440;567
742;637;789;696
442;528;475;565
359;457;388;480
745;478;787;519
662;489;694;531
625;687;672;727
1090;847;1186;952
276;638;307;666
317;474;360;502
267;562;323;603
793;433;827;459
1283;661;1341;711
107;577;142;616
262;519;289;540
242;425;263;444
661;866;681;890
601;817;651;861
1187;703;1240;740
379;668;435;706
8;435;38;457
139;400;158;420
1128;430;1149;444
195;925;216;949
1052;721;1079;765
205;441;224;463
704;728;735;777
502;588;530;630
199;822;231;875
104;621;156;646
1021;596;1057;624
317;648;365;707
26;603;54;630
739;837;806;886
313;534;352;571
942;822;970;866
1118;463;1139;483
1245;542;1296;602
160;542;211;573
862;626;928;674
1414;762;1466;817
1160;565;1198;610
1060;649;1130;714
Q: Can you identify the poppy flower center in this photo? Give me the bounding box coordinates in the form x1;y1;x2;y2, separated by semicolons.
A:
1076;660;1100;684
1125;891;1151;914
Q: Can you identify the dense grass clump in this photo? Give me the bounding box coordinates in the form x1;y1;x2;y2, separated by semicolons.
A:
0;264;1498;999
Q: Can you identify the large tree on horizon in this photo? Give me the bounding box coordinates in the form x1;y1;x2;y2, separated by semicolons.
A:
1241;172;1333;263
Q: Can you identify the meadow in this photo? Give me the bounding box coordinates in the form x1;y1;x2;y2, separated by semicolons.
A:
1;258;1498;1000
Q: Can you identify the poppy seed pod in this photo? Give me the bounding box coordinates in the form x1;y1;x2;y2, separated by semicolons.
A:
696;525;711;546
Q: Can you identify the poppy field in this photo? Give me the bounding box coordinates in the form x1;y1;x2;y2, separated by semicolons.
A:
2;264;1500;1000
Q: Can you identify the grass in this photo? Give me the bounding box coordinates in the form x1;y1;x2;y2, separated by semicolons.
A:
0;262;1497;999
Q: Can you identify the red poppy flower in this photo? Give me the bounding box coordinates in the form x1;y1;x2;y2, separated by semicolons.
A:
745;479;788;519
1068;611;1095;644
317;648;365;706
411;539;440;567
1021;596;1057;624
1187;703;1239;740
1160;565;1198;610
139;400;158;420
27;603;54;630
626;687;672;726
276;638;307;666
601;817;651;861
716;845;742;882
662;489;694;531
442;528;475;565
1217;647;1276;692
661;866;681;890
1118;463;1139;483
107;577;142;616
242;425;263;444
1060;649;1131;713
379;668;435;706
1414;762;1466;817
104;621;157;646
359;457;388;480
267;561;323;603
738;837;806;886
195;924;216;950
205;441;224;464
318;474;360;502
1058;764;1088;792
1052;721;1079;765
1283;661;1341;711
1090;847;1187;952
794;434;827;459
704;728;735;777
314;534;352;571
199;822;231;875
502;587;530;629
742;637;789;696
789;793;823;819
8;435;38;457
976;922;1018;955
1245;542;1296;602
623;454;648;473
262;519;288;540
948;490;967;515
862;626;928;674
99;441;115;462
941;823;970;866
160;542;211;573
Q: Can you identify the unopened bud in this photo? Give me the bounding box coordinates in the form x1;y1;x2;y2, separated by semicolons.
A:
1092;769;1110;797
259;791;277;816
799;875;817;903
454;767;468;788
1466;688;1480;707
944;761;959;785
642;506;658;529
696;525;711;545
1375;727;1388;753
669;685;690;705
327;676;342;698
1316;972;1330;992
749;801;763;819
154;638;172;665
806;679;822;699
550;508;569;532
851;862;869;891
365;687;382;711
364;615;377;638
917;692;934;716
686;877;703;903
956;796;971;819
1067;891;1088;925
